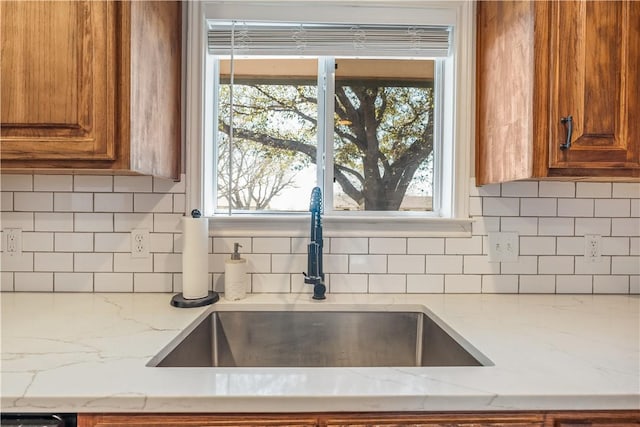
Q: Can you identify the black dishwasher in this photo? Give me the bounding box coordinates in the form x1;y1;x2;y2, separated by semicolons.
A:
0;414;76;427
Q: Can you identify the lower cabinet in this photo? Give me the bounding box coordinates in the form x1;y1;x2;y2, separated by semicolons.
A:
77;411;639;427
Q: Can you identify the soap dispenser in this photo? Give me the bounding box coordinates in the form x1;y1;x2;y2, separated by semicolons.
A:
224;243;247;301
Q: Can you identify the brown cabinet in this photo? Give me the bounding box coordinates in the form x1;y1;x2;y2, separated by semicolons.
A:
0;1;181;179
476;0;640;185
77;412;640;427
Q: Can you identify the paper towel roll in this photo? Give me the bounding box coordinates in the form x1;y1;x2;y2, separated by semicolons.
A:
225;259;247;301
181;216;209;300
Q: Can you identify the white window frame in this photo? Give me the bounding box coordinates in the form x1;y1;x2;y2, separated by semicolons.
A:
186;1;475;237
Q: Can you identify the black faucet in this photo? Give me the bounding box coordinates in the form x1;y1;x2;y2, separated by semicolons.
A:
303;187;326;300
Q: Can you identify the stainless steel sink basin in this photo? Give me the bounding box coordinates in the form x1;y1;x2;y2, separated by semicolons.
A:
148;308;491;368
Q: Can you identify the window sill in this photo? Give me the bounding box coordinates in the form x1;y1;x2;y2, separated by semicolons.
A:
208;215;472;238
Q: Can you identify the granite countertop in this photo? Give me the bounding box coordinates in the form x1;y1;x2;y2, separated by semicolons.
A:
1;292;639;413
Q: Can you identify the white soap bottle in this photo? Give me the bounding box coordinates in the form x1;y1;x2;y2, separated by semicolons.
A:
224;243;247;301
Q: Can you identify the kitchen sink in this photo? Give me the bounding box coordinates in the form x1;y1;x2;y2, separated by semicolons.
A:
148;308;491;368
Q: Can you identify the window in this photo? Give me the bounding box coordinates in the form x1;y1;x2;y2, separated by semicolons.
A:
186;2;474;236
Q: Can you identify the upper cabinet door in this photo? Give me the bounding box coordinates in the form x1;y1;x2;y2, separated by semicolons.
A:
548;0;640;170
0;1;117;161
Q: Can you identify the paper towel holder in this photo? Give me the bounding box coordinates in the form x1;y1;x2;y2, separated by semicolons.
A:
171;209;219;308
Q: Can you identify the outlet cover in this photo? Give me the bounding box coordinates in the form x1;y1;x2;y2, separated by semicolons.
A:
131;229;149;258
584;234;602;263
488;232;519;263
3;228;22;256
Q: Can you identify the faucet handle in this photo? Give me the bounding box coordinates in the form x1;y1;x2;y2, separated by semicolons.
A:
309;187;322;213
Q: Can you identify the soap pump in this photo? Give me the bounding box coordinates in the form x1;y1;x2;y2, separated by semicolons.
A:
224;242;247;301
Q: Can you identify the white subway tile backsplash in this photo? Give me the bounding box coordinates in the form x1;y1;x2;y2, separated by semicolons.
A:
446;236;482;254
1;253;34;271
349;254;386;273
574;256;611;275
370;238;406;254
134;193;173;213
426;255;463;274
575;218;611;236
324;254;349;273
95;193;133;212
14;192;53;211
75;213;113;232
407;274;444;293
369;274;405;293
114;213;153;232
95;272;134;292
95;233;130;252
538;218;574;236
134;273;173;292
611;256;640;275
501;181;538;197
556;237;584;255
153;176;185;193
1;272;13;291
469;182;500;196
501;217;538;235
407;238;444;254
500;256;538;274
54;193;93;212
444;275;481;293
114;176;152;193
601;237;630;256
272;254;306;273
15;272;52;292
74;253;113;272
1;174;32;191
558;199;594;217
114;253;153;272
55;233;93;252
22;232;53;252
539;256;574;274
1;192;13;211
483;197;519;216
612;218;640;236
150;233;174;253
35;253;73;272
556;275;592;293
153;213;182;232
519;275;555;293
593;275;629;294
35;212;73;232
595;199;631;218
2;174;638;296
482;275;518;293
612;182;640;198
463;255;500;274
539;181;575;198
388;255;425;274
244;254;271;273
471;217;500;235
520;237;555;255
329;274;368;293
332;238;368;254
520;198;557;217
153;253;182;272
253;237;290;253
252;273;290;293
33;175;72;192
576;182;611;198
54;272;93;292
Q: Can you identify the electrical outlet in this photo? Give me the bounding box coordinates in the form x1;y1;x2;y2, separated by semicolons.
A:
3;228;22;256
488;232;519;263
131;229;149;258
584;234;601;263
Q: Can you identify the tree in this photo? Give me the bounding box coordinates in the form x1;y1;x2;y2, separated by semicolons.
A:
218;77;434;211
